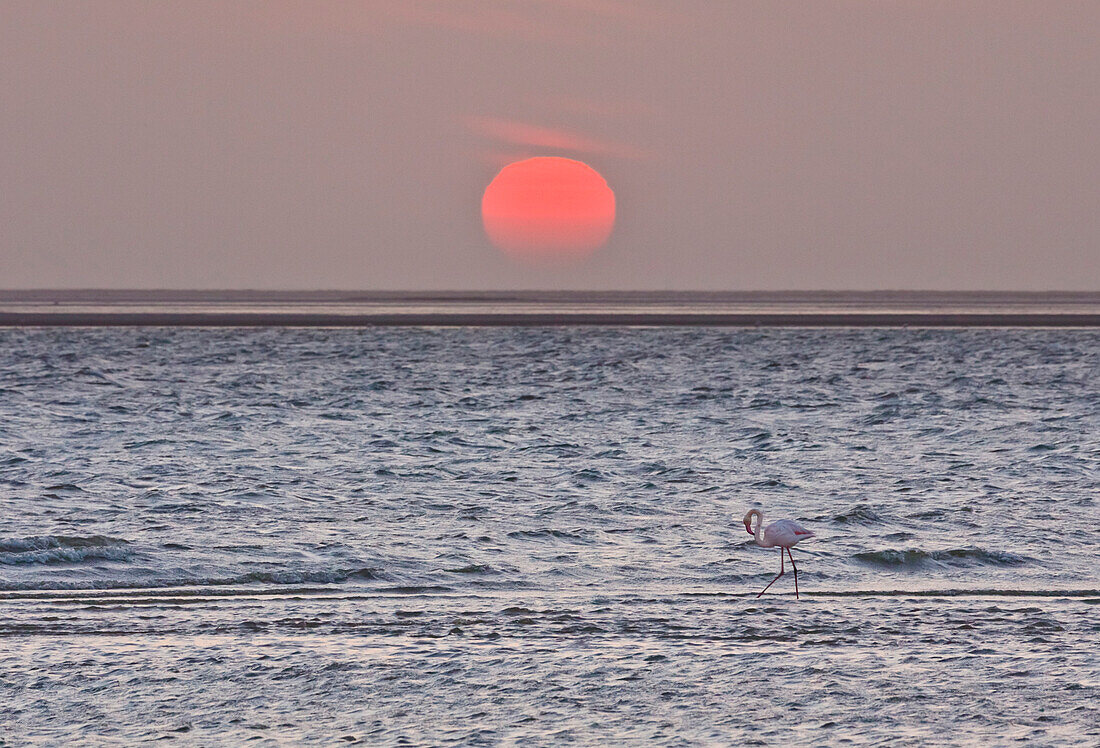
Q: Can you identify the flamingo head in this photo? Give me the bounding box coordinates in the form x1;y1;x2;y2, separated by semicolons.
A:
742;511;755;536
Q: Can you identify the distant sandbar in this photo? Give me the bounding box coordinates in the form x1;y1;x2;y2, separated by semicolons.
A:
1;290;1097;326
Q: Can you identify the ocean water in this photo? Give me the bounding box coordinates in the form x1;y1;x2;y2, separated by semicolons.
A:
1;327;1097;746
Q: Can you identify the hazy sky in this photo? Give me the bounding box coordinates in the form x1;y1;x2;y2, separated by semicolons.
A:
2;1;1098;290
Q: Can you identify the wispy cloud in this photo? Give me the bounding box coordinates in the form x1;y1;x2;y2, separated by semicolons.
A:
380;3;542;38
534;0;669;24
524;93;662;120
375;0;671;42
465;115;650;160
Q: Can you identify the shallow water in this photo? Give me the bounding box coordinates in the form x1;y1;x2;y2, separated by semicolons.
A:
1;327;1098;745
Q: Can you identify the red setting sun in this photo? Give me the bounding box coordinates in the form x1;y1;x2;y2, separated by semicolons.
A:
481;157;616;260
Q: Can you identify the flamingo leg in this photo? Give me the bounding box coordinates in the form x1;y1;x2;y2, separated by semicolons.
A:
756;548;785;598
787;547;799;599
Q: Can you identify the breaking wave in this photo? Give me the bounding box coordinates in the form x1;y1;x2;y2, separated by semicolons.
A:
0;536;133;566
853;548;1032;569
829;504;887;525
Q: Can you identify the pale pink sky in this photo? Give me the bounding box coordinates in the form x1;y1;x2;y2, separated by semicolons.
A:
1;1;1097;290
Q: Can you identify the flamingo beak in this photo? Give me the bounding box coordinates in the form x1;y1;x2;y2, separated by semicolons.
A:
744;519;753;535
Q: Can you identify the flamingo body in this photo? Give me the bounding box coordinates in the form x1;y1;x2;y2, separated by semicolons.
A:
743;509;814;598
755;518;814;549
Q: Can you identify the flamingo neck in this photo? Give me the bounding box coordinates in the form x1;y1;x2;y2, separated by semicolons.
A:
749;510;770;547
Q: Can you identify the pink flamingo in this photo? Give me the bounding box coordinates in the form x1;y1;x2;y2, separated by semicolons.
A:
743;509;814;598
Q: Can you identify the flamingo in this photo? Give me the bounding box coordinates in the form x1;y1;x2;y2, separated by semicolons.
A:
743;509;814;598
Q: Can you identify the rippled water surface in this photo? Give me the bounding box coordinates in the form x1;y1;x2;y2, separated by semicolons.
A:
1;327;1098;745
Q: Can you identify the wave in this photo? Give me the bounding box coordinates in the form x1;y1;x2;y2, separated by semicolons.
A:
213;568;383;586
506;529;591;543
853;547;1031;569
444;564;498;575
5;586;1097;607
0;536;132;566
829;504;886;525
679;588;1100;599
806;588;1100;598
0;565;383;591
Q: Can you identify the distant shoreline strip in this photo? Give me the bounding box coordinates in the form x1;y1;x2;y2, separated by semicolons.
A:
2;312;1099;327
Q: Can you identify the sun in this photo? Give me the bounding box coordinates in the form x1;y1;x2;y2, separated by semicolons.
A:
481;157;615;260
